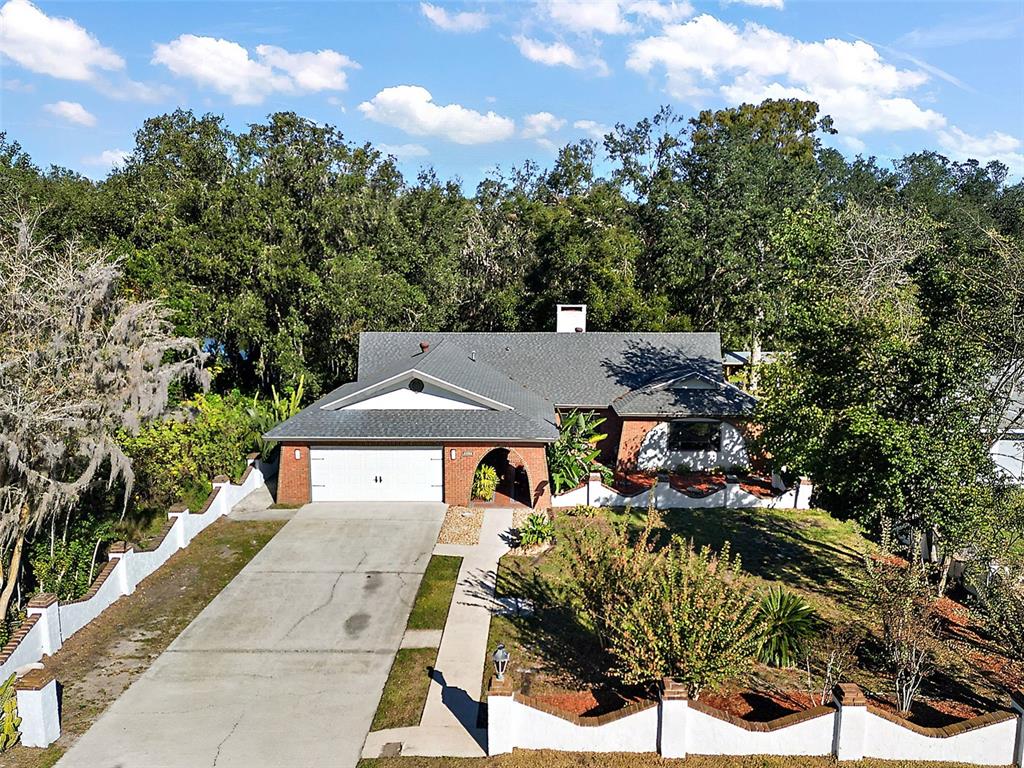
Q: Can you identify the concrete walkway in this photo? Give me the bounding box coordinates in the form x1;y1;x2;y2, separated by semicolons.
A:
363;508;514;758
57;500;445;768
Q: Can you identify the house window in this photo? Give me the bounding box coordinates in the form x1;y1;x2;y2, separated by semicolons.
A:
668;421;721;451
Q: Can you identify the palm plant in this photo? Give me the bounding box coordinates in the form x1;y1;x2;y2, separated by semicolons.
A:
547;410;611;494
757;586;816;667
247;376;305;461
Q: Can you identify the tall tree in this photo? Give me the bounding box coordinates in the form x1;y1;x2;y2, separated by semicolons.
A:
0;212;205;618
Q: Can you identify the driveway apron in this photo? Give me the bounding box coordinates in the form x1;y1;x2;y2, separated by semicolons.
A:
56;501;445;768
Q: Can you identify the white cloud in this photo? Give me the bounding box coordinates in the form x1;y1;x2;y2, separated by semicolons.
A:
358;85;515;144
626;0;694;24
1;77;33;92
522;111;566;139
44;100;96;127
543;0;634;34
574;119;611;140
937;126;1023;169
513;35;608;75
0;0;123;81
420;3;489;33
723;0;784;8
81;148;129;168
627;14;946;134
839;135;866;153
152;35;358;105
378;142;431;159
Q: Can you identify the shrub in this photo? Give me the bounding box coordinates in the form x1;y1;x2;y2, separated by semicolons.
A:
757;587;816;667
472;464;499;501
864;545;937;713
247;376;305;461
121;391;257;509
0;673;19;752
972;565;1024;662
518;512;555;548
805;622;864;705
609;539;764;697
558;507;661;649
564;504;596;518
547;410;611;494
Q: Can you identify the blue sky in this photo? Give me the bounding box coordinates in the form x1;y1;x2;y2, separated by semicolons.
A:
1;0;1022;188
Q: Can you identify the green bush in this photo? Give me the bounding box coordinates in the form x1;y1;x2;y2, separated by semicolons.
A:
247;376;305;461
472;463;499;501
972;567;1024;662
0;673;20;752
609;540;765;697
518;512;555;548
757;587;816;667
121;391;257;509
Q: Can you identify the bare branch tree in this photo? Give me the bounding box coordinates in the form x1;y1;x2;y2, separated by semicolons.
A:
0;209;207;619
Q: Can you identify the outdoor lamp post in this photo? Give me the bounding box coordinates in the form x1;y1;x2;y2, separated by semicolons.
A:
492;643;510;680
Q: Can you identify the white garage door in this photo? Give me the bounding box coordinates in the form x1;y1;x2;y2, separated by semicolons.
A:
309;446;444;502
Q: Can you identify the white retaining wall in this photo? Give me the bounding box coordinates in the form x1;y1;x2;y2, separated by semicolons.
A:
861;710;1018;766
488;682;1024;766
0;456;275;747
686;705;835;756
551;472;813;510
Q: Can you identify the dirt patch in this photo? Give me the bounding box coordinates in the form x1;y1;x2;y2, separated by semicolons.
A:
701;688;818;721
438;506;484;545
3;517;282;768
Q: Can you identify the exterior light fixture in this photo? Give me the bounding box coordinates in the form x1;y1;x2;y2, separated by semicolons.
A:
450;448;457;460
492;643;510;680
294;448;301;461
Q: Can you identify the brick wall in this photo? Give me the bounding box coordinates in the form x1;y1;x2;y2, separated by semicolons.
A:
616;419;660;472
444;442;551;508
277;442;311;505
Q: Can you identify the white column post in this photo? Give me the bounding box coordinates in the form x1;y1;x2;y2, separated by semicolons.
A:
15;670;60;748
25;594;62;656
1010;691;1024;768
659;678;688;758
168;503;189;549
108;543;135;596
487;677;515;755
588;471;602;507
796;476;814;509
833;683;867;761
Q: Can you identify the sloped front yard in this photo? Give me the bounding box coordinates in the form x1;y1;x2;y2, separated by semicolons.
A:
485;505;1021;727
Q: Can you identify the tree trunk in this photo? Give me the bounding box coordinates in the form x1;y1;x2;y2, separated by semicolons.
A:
0;531;26;622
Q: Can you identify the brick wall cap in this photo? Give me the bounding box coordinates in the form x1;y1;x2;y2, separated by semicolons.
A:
168;502;188;514
108;541;134;555
833;682;866;706
662;677;689;700
15;668;54;691
26;593;58;608
488;676;514;696
246;452;260;461
212;474;230;484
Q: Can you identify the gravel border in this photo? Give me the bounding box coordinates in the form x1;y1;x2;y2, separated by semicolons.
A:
438;506;484;545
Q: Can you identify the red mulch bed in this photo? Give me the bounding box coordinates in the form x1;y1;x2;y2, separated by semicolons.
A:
867;694;983;727
934;596;1024;691
612;471;657;496
700;689;818;722
529;689;651;717
669;471;727;497
738;475;777;498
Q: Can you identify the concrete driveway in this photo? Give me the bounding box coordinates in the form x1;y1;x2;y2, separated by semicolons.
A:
57;501;445;768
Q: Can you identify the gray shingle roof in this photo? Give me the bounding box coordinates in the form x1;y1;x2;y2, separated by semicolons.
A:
266;340;559;442
611;370;757;417
358;332;726;406
268;330;752;442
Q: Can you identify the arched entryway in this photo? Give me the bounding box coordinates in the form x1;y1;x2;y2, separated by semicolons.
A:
473;448;532;507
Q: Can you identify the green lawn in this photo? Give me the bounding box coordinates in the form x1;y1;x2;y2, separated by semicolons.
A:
372;648;439;730
359;752;993;768
408;555;463;630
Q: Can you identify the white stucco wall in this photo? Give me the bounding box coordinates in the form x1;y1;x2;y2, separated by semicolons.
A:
636;421;749;472
686;707;835;756
992;436;1024;483
863;711;1018;766
508;699;659;753
551;474;812;510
